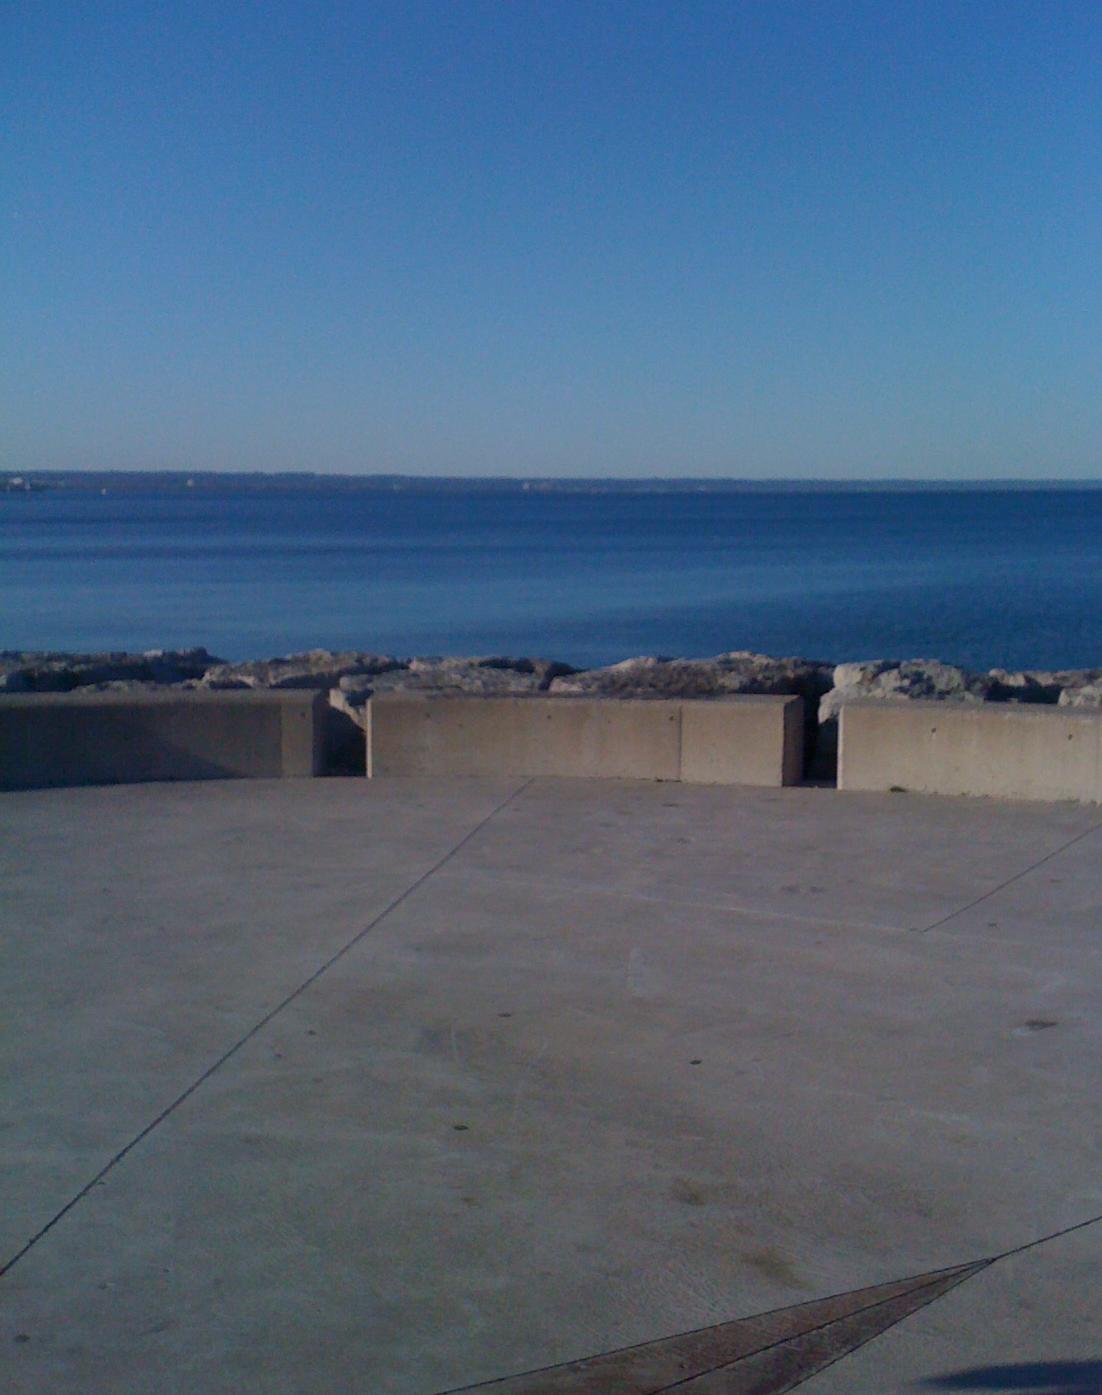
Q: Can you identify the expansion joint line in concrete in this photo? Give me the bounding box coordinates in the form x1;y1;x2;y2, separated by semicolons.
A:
916;817;1102;934
0;778;534;1281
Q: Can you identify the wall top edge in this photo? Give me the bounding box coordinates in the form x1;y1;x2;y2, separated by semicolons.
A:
368;692;800;707
0;690;326;708
839;698;1102;722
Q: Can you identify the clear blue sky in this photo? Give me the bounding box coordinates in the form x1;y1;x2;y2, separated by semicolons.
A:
3;1;1100;478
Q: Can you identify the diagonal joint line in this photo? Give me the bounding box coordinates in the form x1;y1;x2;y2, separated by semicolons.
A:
917;819;1102;934
989;1208;1102;1265
0;777;533;1281
784;1212;1102;1393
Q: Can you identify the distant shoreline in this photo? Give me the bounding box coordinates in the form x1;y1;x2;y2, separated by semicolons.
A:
6;470;1102;496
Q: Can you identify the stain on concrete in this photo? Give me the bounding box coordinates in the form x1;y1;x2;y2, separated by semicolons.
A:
739;1245;807;1288
670;1178;708;1207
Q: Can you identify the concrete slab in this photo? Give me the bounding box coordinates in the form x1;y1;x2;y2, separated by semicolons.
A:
0;777;522;1260
447;779;1102;932
917;817;1102;953
2;778;1101;1394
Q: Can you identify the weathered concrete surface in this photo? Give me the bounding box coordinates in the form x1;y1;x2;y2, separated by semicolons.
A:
0;778;522;1259
1;778;1101;1394
839;698;1102;803
368;694;802;786
0;690;326;789
369;694;680;780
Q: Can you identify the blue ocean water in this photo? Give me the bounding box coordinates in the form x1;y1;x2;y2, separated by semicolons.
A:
2;487;1101;670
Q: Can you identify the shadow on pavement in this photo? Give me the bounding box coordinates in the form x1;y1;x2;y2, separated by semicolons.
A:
922;1362;1102;1393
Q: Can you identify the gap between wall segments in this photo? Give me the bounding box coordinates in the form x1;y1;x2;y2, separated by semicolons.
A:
0;777;534;1280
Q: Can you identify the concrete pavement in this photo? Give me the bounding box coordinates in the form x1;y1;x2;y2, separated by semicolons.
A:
2;777;1100;1393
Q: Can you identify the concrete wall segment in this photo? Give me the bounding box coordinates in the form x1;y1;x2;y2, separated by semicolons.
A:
368;695;681;780
678;695;802;786
0;690;326;790
368;693;802;787
838;699;1102;803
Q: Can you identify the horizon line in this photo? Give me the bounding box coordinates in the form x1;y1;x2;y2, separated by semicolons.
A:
13;469;1102;484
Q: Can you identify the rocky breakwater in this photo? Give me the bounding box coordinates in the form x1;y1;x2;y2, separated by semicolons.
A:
1060;680;1102;708
2;646;1100;779
0;647;221;692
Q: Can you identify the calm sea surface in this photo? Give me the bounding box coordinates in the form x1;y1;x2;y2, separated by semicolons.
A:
2;487;1101;670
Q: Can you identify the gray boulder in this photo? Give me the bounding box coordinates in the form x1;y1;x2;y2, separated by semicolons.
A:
549;651;831;702
82;679;204;694
339;655;574;707
814;659;996;781
0;647;221;692
329;656;576;733
985;668;1102;704
407;655;574;688
1059;682;1102;709
819;659;995;725
202;650;403;691
986;669;1065;704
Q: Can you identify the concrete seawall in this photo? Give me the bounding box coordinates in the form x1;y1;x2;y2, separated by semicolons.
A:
367;693;804;786
839;699;1102;803
5;687;1102;802
0;690;326;790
